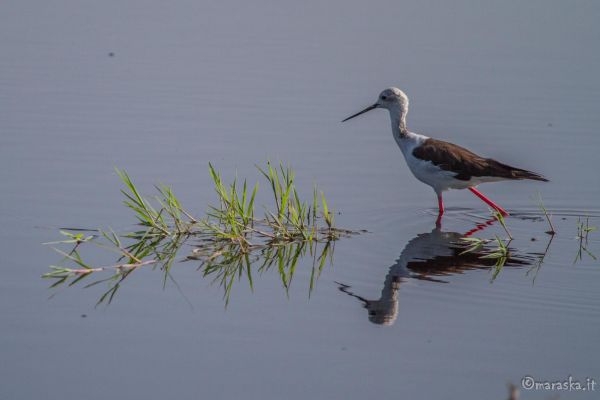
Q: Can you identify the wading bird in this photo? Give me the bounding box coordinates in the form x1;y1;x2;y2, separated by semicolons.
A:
342;87;547;222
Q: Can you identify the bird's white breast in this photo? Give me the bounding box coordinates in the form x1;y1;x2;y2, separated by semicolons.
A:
395;131;468;193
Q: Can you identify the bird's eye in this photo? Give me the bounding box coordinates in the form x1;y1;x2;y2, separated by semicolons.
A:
381;95;387;100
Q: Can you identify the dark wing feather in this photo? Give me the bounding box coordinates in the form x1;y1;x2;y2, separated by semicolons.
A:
412;138;548;182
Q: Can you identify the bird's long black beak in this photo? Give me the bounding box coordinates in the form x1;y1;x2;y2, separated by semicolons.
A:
341;103;378;122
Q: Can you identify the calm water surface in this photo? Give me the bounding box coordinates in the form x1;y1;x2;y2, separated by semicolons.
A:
2;1;600;399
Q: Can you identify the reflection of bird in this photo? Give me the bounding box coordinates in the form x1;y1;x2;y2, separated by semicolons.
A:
337;226;530;326
342;88;547;223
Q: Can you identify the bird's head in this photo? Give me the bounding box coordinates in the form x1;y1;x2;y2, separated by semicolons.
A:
342;87;409;122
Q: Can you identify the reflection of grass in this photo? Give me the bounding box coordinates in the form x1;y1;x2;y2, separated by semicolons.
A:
189;239;334;305
460;235;510;281
43;163;357;305
574;217;597;264
460;209;513;280
460;204;566;281
526;234;554;284
482;236;510;282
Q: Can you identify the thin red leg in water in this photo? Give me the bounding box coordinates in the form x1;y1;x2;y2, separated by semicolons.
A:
435;193;444;227
468;187;508;216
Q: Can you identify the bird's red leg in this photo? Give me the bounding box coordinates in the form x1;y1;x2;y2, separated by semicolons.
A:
435;193;444;227
468;187;509;216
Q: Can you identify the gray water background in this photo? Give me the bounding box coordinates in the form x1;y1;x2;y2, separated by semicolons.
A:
1;1;600;399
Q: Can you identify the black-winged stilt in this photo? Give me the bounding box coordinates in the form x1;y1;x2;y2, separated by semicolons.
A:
342;87;548;222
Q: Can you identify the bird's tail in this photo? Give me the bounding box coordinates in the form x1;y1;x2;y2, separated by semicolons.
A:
512;169;549;182
487;160;549;182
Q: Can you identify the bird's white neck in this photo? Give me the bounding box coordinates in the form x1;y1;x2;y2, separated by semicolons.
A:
387;107;427;157
388;106;408;139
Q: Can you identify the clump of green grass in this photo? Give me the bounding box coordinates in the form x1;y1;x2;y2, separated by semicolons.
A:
493;209;513;240
116;168;198;237
535;193;555;235
202;163;258;250
256;162;338;242
116;162;347;245
43;162;357;305
200;161;344;247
